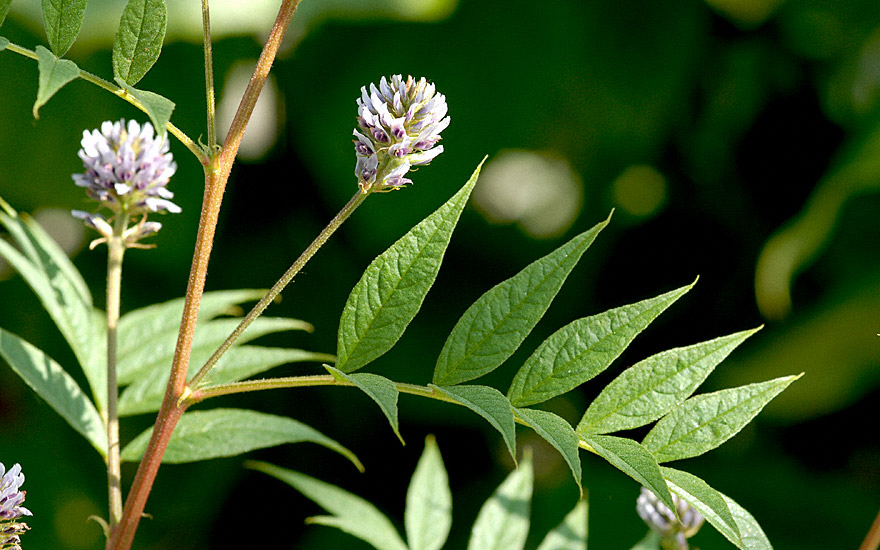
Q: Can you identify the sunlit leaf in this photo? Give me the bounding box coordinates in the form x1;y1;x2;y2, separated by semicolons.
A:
583;434;675;514
326;365;402;443
431;384;517;460
661;467;741;548
577;328;759;436
112;0;167;85
536;499;588;550
33;45;79;119
336;159;484;374
468;450;533;550
41;0;87;56
114;77;175;136
515;407;582;493
434;215;610;386
250;461;408;550
0;328;106;455
405;436;452;550
508;281;693;407
643;375;801;462
121;408;363;470
722;493;773;550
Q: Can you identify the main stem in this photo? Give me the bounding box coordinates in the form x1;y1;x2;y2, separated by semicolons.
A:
106;2;302;549
105;214;129;529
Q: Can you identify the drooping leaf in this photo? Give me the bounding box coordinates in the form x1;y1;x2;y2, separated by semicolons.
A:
405;436;452;550
722;493;773;550
121;408;362;470
468;450;533;550
250;461;409;550
577;328;759;436
112;0;167;85
431;384;517;460
583;434;675;514
434;215;610;387
536;499;588;550
33;45;79;118
643;375;801;462
0;328;107;455
41;0;87;56
0;199;104;409
325;365;402;443
515;407;582;493
118;318;313;416
336;159;484;374
661;467;741;548
114;77;175;136
508;282;693;407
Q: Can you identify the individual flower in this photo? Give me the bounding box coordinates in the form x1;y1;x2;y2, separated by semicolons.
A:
71;119;178;245
636;487;704;550
353;75;449;192
0;463;31;549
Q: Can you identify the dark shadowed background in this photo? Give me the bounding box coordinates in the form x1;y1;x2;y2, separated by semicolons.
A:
1;0;879;548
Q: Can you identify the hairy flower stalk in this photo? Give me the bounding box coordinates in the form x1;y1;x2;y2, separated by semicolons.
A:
0;463;31;549
636;487;704;550
354;75;449;192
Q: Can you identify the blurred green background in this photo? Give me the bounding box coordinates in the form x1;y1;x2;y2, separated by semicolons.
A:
1;0;879;548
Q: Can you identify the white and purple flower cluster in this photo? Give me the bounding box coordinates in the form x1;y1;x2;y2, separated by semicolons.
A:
636;487;704;550
0;463;31;550
71;119;178;245
354;75;449;192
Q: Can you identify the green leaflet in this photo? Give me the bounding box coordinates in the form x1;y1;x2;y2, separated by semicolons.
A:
434;215;610;386
583;434;676;514
336;159;484;374
405;436;452;550
0;328;107;455
515;407;582;493
114;77;175;136
577;328;759;436
642;375;801;462
250;461;408;550
508;281;693;407
41;0;87;56
0;0;11;29
467;449;533;550
325;365;402;443
431;384;517;460
112;0;167;85
118;317;313;416
121;408;363;471
0;199;104;409
33;45;79;119
629;531;661;550
209;346;334;385
722;493;773;550
536;499;588;550
661;467;742;548
0;37;8;50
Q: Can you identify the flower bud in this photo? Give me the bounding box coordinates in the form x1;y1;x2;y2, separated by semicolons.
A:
636;487;704;550
353;75;449;192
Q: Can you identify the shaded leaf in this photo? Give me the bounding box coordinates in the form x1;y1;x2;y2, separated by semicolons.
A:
431;384;517;460
577;328;759;436
326;365;402;443
41;0;87;56
536;499;588;550
114;77;175;136
112;0;167;85
661;467;741;548
250;461;408;550
629;531;661;550
722;493;773;550
405;436;452;550
515;407;582;493
0;0;10;29
509;282;693;407
0;37;8;50
121;408;363;470
434;215;610;386
211;346;334;385
0;328;107;455
336;159;483;374
583;434;675;514
33;45;79;118
468;450;533;550
643;375;801;462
